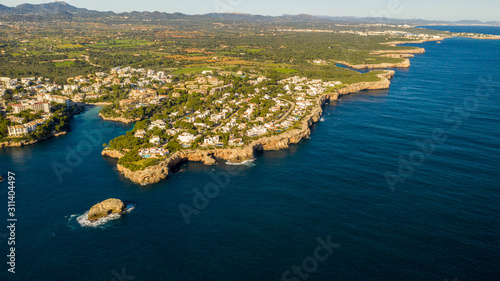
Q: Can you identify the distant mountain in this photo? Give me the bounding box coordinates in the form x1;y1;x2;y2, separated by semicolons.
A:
119;11;190;20
0;4;12;14
14;2;80;14
0;1;112;17
0;1;498;26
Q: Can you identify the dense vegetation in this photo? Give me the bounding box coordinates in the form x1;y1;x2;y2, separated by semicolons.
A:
0;14;442;83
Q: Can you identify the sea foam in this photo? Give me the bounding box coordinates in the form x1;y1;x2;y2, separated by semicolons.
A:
70;205;135;228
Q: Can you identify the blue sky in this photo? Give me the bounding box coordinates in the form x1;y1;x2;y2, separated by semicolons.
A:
2;0;499;22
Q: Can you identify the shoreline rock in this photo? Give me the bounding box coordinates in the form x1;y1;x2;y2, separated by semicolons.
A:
336;60;410;69
113;70;395;185
88;198;126;222
102;149;124;159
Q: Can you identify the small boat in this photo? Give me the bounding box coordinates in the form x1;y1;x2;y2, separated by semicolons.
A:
320;117;325;122
437;41;442;44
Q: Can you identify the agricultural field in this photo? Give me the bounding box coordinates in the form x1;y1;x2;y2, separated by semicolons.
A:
0;14;450;83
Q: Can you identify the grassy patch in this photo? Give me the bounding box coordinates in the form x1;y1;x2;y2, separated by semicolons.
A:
122;158;161;171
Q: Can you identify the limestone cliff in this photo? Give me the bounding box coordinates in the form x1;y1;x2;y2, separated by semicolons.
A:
372;47;426;55
111;70;395;185
102;149;124;159
337;59;410;69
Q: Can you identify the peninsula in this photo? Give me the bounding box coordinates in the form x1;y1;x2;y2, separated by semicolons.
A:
1;2;497;184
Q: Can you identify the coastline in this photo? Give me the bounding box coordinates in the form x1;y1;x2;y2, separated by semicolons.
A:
104;70;395;185
98;113;141;124
0;105;85;148
335;59;410;69
0;131;68;148
334;41;429;69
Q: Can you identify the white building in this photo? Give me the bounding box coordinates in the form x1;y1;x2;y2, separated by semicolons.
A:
8;118;48;137
178;132;196;144
134;130;146;138
150;136;161;145
148;119;167;130
247;126;268;137
204;135;221;146
138;147;169;158
9;101;51;114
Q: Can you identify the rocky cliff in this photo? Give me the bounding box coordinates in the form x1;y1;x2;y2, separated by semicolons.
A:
102;149;124;159
337;59;410;69
88;198;126;222
112;70;395;185
372;47;426;55
332;71;395;97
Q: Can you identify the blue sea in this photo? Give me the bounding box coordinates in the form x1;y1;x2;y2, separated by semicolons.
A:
1;26;499;281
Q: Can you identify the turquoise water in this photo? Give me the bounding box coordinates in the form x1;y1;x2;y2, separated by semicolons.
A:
1;26;499;280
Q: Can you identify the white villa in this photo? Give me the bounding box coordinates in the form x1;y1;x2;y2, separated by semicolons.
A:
134;130;146;138
204;135;221;146
178;132;196;144
247;126;268;137
150;136;161;145
138;147;169;158
228;135;243;146
148;119;167;130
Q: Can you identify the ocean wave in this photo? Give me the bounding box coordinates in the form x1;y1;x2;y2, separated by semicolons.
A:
68;204;135;229
226;159;256;166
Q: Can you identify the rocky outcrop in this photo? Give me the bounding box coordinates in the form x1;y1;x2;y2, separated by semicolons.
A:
380;54;414;58
117;154;182;185
371;47;426;55
381;38;448;46
88;198;126;222
337;59;410;69
330;71;395;98
113;70;395;185
102;149;124;159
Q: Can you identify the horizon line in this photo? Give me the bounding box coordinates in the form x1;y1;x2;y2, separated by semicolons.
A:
1;1;499;23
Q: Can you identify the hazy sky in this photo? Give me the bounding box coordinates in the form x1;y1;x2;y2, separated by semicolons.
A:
2;0;499;22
